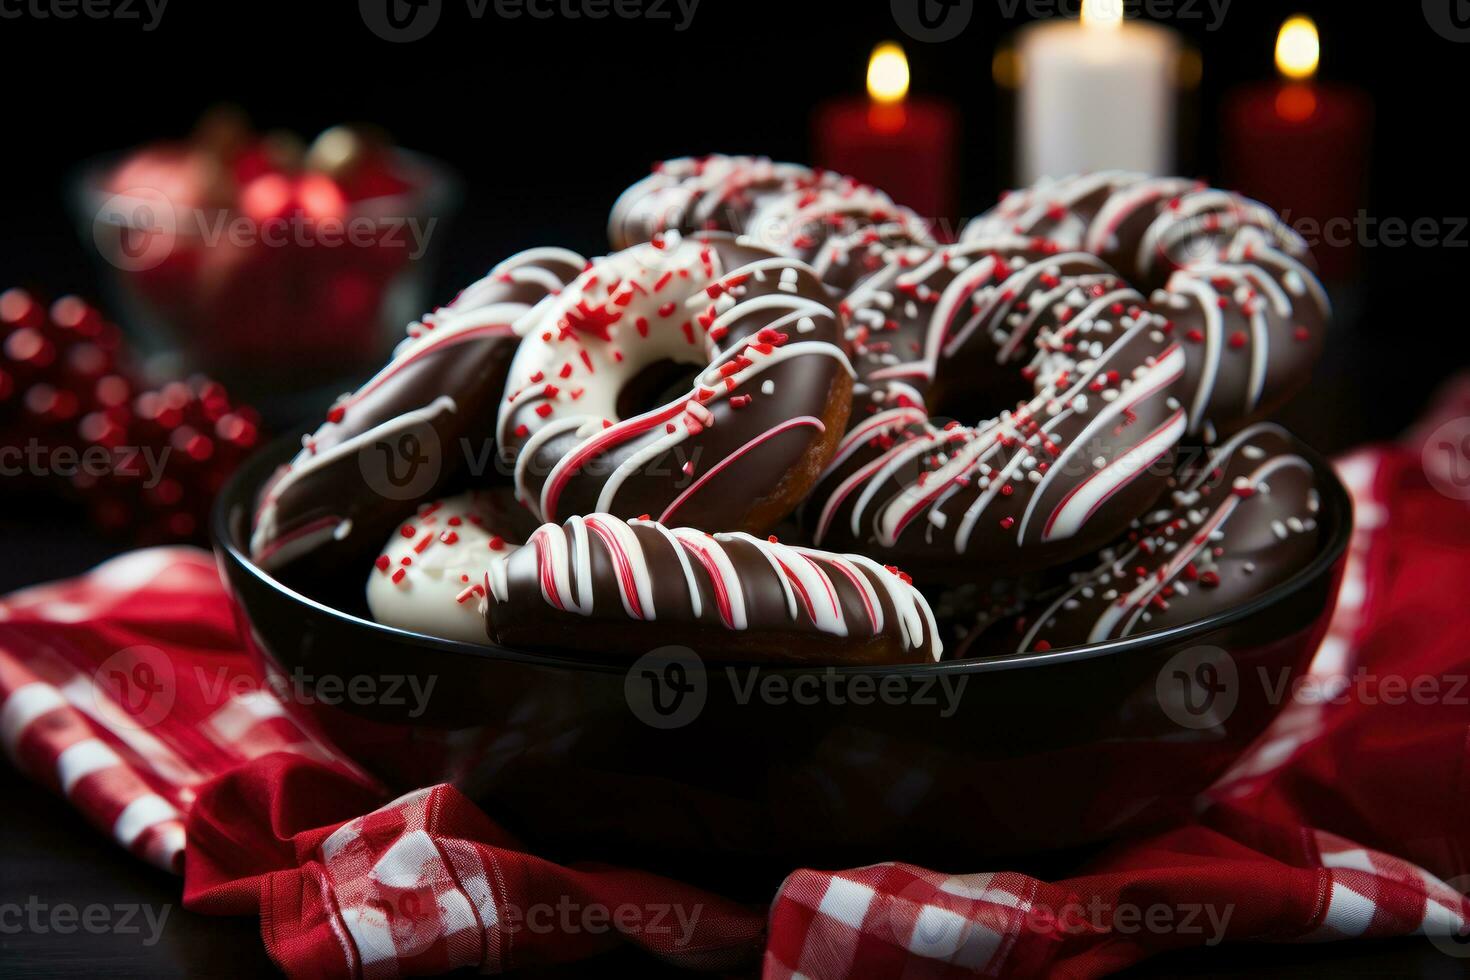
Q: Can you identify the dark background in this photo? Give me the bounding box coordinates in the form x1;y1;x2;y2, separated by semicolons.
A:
1;0;1466;449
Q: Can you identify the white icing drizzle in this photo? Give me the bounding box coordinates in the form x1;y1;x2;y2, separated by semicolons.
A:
493;514;940;659
1015;423;1314;651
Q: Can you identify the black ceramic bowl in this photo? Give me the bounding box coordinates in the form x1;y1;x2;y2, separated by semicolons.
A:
213;437;1351;893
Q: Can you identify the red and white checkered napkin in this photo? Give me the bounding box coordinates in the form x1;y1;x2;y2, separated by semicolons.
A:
3;413;1470;978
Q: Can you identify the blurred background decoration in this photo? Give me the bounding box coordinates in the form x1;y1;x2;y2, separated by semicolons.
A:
73;109;460;415
0;288;260;545
1008;0;1183;184
1222;15;1371;280
813;41;958;224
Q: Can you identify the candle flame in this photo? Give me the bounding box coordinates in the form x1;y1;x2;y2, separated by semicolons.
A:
867;42;910;105
1275;15;1319;81
1080;0;1123;30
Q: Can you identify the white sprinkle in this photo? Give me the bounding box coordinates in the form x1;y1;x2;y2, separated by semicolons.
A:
761;379;775;395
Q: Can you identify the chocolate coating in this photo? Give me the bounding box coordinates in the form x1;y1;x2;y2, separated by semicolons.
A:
1149;228;1330;441
609;155;824;249
812;242;1188;583
485;513;942;664
963;172;1313;290
965;176;1330;440
610;155;935;289
978;423;1322;654
250;247;585;572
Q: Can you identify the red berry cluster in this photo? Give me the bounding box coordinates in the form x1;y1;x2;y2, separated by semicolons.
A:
1;288;261;543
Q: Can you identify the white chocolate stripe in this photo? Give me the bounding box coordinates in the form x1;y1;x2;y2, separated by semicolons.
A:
629;518;703;620
1022;342;1187;541
1043;409;1187;543
671;529;747;630
584;515;656;620
1168;274;1225;433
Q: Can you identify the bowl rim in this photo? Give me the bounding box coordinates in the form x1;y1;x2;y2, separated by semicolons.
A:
213;432;1354;678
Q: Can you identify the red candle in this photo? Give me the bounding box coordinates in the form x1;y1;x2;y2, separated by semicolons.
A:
1222;16;1372;281
813;43;958;227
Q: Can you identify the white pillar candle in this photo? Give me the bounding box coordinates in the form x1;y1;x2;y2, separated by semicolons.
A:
1017;5;1180;183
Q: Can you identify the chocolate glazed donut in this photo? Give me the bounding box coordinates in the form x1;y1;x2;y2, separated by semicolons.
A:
974;422;1322;655
484;513;942;665
496;233;854;536
608;155;824;248
811;240;1188;584
609;155;935;291
963;174;1330;441
250;247;585;572
963;172;1311;289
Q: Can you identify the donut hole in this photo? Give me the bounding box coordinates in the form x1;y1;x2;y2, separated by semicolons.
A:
616;358;703;419
927;370;1033;426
